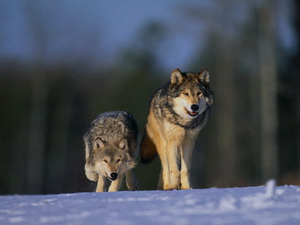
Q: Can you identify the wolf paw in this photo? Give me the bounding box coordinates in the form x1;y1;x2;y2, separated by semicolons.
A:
163;184;180;191
181;186;192;190
127;184;138;191
127;178;138;191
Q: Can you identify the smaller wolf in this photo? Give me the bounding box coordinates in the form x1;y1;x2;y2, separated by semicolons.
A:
84;111;138;192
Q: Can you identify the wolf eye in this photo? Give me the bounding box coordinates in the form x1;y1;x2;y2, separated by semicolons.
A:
116;159;122;163
182;92;189;96
103;159;108;163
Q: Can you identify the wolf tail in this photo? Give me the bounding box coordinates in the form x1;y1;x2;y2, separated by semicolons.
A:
140;129;157;164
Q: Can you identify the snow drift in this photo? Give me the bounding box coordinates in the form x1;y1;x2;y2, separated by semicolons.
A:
0;182;300;225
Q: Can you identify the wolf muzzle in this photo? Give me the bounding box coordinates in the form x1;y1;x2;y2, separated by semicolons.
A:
191;104;199;112
109;172;118;181
187;104;200;117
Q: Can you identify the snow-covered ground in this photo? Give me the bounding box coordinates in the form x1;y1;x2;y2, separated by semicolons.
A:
0;181;300;225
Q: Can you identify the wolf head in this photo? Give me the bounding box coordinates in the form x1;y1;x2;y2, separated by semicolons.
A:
169;68;214;119
88;138;136;181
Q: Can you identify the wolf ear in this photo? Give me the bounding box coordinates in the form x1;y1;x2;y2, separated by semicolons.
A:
118;139;128;150
171;68;184;84
94;138;105;151
198;68;210;84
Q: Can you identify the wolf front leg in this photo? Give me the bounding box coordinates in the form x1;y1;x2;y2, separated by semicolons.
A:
167;144;181;190
96;176;106;192
125;170;138;191
156;140;172;190
180;142;195;190
108;174;124;192
180;130;199;189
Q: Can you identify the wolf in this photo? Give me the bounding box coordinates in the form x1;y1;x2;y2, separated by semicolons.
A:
84;111;138;192
140;68;214;190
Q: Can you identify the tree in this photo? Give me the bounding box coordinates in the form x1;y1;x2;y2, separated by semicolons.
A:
257;1;279;181
23;1;49;194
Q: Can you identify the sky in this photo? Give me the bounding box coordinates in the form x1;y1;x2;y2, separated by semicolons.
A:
0;0;295;71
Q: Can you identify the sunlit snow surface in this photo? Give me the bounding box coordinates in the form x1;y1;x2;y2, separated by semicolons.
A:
1;185;300;225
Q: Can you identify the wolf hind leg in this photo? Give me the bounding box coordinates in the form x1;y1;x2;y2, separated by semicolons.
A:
157;170;163;190
108;174;124;192
125;170;138;191
96;176;106;192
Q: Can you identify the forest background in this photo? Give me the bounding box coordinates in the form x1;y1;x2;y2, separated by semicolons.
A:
0;0;299;194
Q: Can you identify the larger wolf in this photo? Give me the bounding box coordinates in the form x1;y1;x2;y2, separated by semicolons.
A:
140;68;214;190
84;111;138;192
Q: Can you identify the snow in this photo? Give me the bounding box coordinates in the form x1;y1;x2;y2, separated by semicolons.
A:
0;183;300;225
265;179;276;198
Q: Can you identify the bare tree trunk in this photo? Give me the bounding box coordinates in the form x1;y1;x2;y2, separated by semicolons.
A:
291;0;300;180
258;2;279;181
215;54;238;186
46;92;73;193
26;71;47;193
23;1;49;194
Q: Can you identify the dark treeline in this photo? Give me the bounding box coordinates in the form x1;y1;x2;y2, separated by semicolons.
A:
0;60;164;194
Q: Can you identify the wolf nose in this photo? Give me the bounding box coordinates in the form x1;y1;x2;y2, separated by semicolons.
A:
110;173;118;180
191;104;199;112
